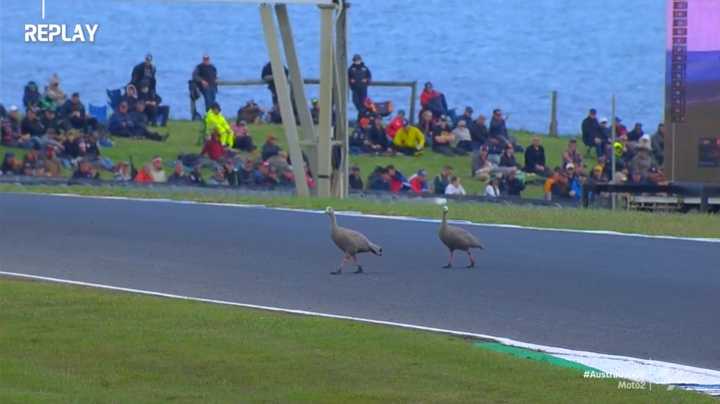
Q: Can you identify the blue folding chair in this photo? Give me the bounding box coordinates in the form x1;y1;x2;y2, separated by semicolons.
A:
89;104;108;125
106;88;123;111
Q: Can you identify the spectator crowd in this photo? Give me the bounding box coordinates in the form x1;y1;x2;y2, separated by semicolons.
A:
0;53;667;203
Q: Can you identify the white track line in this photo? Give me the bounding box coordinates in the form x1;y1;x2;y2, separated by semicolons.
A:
10;192;720;244
2;269;720;391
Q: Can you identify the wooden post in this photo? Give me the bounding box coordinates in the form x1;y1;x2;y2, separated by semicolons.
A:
548;90;558;137
409;81;418;124
610;95;617;211
316;5;335;198
334;3;349;198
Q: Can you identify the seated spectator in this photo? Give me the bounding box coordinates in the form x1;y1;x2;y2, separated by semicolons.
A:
22;149;45;177
419;82;448;118
267;151;293;181
408;169;429;194
419;110;436;144
629;135;657;178
114;161;133;182
349;166;364;190
201;130;226;161
468;115;489;150
1;152;21;175
21;107;46;137
471;146;496;181
627;170;649;186
367;118;391;154
72;159;100;180
392;120;425;156
445;176;467;196
432;117;461;156
500;170;525;196
457;107;474;127
565;164;583;201
42;146;63;177
168;161;190;184
367;166;391;192
205;102;234;148
489;109;510;145
44;74;66;108
238;100;264;124
484;176;501;198
452;120;473;152
433;165;453;195
385;110;406;140
135;156;167;183
188;164;206;185
499;144;519;169
41;108;65;134
231;119;256;152
254;160;279;187
129;102;167;142
349;124;370;155
1;106;23;146
121;84;140;111
652;123;665;166
23;81;41;109
261;134;281;161
544;167;567;201
524;136;551;176
562;138;584;171
60;92;93;132
581;108;601;157
237;158;255;186
588;164;608;187
386;165;408;193
108;102;134;137
138;81;169;127
208;164;230;186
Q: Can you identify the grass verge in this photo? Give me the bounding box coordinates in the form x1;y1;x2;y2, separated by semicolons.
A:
0;278;711;403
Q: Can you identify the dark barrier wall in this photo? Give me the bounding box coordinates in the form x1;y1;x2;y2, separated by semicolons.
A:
665;0;720;184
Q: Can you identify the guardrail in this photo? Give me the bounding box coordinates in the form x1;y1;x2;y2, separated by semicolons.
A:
582;183;720;212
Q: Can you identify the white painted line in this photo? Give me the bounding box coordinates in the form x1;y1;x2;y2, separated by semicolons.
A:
10;191;720;244
2;269;720;390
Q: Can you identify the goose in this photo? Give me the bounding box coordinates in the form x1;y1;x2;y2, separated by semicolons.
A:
326;207;382;275
438;205;484;268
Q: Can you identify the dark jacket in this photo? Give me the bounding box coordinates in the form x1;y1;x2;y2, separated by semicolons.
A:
193;63;218;89
433;174;450;195
468;120;489;145
524;145;546;173
489;117;508;138
60;100;86;128
348;63;372;90
501;177;525;196
349;173;364;190
20;117;46;137
131;62;156;90
108;111;133;135
581;116;601;147
261;142;281;161
499;152;517;168
368;125;389;148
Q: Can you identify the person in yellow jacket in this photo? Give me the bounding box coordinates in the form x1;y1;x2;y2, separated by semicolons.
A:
205;102;235;148
392;120;425;155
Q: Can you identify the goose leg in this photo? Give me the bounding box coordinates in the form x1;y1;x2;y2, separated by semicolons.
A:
352;255;364;274
442;251;454;269
331;254;348;275
466;251;476;269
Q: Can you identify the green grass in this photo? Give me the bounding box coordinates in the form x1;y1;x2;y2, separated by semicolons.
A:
0;278;711;403
3;119;719;239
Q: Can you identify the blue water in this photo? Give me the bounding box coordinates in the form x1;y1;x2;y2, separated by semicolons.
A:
0;0;666;134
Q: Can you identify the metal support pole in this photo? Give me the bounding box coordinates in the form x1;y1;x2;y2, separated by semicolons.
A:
409;81;418;124
610;95;617;211
316;5;334;198
548;90;558;137
275;4;318;178
260;4;309;197
335;3;349;198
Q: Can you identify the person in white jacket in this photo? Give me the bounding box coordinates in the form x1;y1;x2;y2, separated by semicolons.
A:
445;176;467;196
484;176;501;198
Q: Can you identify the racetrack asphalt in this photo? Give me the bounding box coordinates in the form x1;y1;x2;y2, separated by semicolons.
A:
1;193;718;370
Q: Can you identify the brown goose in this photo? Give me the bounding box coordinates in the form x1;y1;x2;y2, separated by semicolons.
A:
326;207;382;275
438;205;484;268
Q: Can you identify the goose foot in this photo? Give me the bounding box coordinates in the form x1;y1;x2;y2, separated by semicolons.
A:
330;269;342;275
354;266;364;274
442;264;452;269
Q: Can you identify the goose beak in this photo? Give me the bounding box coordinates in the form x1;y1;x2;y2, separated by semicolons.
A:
325;207;333;214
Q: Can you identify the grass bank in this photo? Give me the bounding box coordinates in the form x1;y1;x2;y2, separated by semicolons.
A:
0;278;710;403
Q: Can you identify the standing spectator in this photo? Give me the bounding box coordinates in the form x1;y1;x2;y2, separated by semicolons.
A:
261;62;288;106
652;123;665;166
433;165;453;195
409;169;429;194
581;108;601;156
131;54;157;93
348;54;372;116
524;135;550;176
392;120;425;156
445;176;467;196
310;98;320;124
205;102;234;148
193;53;219;112
44;74;66;108
452;120;473;152
349;166;364;191
261;135;281;161
595;118;610;157
419;82;448;118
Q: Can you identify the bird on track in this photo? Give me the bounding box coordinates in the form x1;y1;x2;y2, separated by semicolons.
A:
325;207;383;275
438;205;484;268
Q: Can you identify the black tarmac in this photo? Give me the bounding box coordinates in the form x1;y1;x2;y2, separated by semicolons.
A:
1;193;718;369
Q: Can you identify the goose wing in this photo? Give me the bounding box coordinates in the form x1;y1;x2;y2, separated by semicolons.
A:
444;225;484;250
332;226;372;254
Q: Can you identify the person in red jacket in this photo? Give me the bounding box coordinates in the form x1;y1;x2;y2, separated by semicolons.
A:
419;82;448;118
409;169;429;194
385;110;406;140
201;130;225;161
